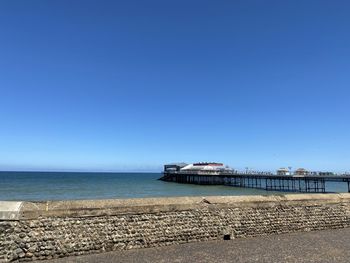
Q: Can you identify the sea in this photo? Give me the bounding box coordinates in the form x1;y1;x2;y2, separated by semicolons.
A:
0;171;348;201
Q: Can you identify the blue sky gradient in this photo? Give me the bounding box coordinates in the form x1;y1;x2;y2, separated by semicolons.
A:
0;0;349;172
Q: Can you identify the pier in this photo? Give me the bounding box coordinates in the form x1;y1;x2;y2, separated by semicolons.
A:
160;171;350;193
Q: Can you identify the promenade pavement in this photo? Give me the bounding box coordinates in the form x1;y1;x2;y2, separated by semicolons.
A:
36;228;350;263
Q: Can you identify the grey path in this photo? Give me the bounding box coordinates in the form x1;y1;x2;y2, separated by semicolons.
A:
37;228;350;263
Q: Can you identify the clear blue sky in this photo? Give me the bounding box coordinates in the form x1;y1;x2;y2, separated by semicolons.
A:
0;0;349;172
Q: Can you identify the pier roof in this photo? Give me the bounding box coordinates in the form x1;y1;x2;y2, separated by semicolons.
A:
165;162;188;167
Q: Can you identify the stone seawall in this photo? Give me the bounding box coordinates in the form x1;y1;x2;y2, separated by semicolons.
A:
1;194;350;262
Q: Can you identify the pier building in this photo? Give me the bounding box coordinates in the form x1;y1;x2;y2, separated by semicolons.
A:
277;168;290;176
294;168;309;176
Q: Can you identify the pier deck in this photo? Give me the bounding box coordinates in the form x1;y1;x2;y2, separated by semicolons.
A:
160;171;350;193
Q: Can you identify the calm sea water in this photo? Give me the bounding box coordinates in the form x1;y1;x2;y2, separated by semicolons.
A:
0;172;348;201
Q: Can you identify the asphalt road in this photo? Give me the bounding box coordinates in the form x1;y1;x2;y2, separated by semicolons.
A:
37;228;350;263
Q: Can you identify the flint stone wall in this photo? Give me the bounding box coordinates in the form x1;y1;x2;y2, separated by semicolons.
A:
1;194;350;262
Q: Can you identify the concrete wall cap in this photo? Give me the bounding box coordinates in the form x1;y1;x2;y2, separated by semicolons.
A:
3;194;350;220
0;201;23;220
